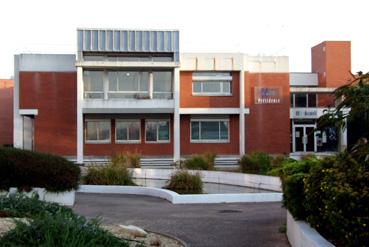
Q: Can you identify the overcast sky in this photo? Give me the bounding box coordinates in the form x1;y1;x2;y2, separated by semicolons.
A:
0;0;368;78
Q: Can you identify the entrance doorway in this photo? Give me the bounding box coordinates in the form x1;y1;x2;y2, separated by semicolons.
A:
23;116;34;150
292;124;316;153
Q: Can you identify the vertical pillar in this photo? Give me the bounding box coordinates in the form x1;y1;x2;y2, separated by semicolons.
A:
77;67;84;164
13;55;23;148
239;70;245;156
173;68;180;161
340;119;348;151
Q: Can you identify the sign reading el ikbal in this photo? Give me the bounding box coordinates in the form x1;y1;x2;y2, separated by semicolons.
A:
254;87;282;104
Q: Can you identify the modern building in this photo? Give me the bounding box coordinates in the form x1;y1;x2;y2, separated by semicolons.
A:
12;29;351;165
0;79;14;146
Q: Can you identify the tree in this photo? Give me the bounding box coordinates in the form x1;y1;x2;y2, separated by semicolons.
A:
318;71;369;144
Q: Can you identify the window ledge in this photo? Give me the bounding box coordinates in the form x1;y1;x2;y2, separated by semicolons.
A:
115;141;141;144
145;141;170;144
190;140;230;144
85;140;111;144
192;93;232;97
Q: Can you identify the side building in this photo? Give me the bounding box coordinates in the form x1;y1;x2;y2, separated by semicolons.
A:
12;29;351;165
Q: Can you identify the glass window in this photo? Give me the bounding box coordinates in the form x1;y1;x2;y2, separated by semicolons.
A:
308;93;317;107
153;71;172;99
145;120;170;142
108;71;149;99
192;72;232;95
191;120;229;142
84;71;104;99
116;120;140;142
295;93;307;107
85;120;111;143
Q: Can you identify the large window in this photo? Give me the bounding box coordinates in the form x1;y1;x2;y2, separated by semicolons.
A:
145;120;170;143
84;71;104;99
191;120;229;142
153;71;173;99
115;120;141;143
85;120;111;143
192;72;232;95
108;71;149;99
292;93;317;107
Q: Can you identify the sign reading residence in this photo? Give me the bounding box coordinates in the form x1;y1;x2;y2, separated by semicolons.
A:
254;87;282;104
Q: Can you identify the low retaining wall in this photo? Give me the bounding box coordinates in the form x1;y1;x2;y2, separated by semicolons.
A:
78;185;282;204
130;168;282;192
286;210;334;247
7;187;75;206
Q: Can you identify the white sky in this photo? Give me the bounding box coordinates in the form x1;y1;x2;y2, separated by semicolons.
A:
1;0;368;78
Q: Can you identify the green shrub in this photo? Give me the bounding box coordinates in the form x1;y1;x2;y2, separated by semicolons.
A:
183;152;216;170
239;152;271;174
165;170;203;194
0;194;129;247
0;147;80;192
304;152;369;246
84;164;135;186
110;152;140;168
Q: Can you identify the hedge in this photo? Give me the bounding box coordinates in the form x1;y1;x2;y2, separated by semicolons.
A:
0;147;80;192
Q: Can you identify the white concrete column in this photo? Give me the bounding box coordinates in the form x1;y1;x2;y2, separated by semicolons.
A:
239;70;245;156
173;68;180;161
13;55;23;149
77;67;84;164
340;119;348;151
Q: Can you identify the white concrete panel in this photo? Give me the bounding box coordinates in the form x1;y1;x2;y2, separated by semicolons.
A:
179;108;245;115
83;99;175;112
19;109;38;115
13;55;23;148
290;73;318;86
17;54;76;72
287;211;334;247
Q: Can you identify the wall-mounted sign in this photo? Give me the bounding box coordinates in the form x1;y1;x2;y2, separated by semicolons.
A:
254;87;282;104
293;109;318;119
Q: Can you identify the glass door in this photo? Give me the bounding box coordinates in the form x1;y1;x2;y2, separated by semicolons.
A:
293;124;316;153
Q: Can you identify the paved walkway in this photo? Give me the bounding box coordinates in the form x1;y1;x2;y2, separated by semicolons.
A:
74;193;289;247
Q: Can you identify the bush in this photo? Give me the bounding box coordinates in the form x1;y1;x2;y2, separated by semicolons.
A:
0;194;129;247
0;147;80;192
239;152;271;174
84;164;135;186
164;170;203;194
183;152;216;170
110;152;140;168
304;152;369;246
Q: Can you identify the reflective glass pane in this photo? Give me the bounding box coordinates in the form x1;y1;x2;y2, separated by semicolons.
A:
153;72;172;92
128;121;140;140
116;122;128;140
86;122;98;140
220;121;229;140
120;72;139;91
139;72;149;91
108;72;118;91
191;122;200;140
308;93;317;107
295;93;307;107
222;82;231;93
158;121;169;141
98;122;110;140
146;122;157;141
193;82;201;93
202;81;221;93
84;71;104;91
201;122;220;140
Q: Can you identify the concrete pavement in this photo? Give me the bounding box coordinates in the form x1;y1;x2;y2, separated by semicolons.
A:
74;193;289;247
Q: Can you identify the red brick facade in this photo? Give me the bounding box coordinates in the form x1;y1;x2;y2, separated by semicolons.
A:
245;72;291;154
19;72;77;155
0;79;13;146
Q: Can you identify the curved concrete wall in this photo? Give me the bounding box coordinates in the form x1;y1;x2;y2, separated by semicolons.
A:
286;210;334;247
130;168;282;192
78;185;282;204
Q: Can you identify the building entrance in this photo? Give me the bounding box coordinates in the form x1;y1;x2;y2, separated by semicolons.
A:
292;124;316;153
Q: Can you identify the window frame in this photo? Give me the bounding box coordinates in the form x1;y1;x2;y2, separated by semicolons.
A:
144;119;171;144
190;119;230;143
85;119;111;144
107;71;150;99
115;119;141;144
192;72;232;96
83;70;105;99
